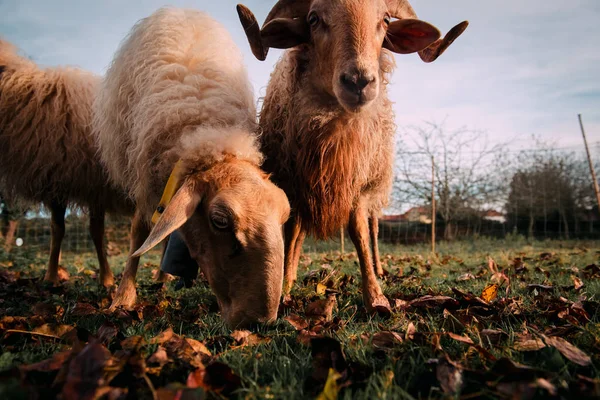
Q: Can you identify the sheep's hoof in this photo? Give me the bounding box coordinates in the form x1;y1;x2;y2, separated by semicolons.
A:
109;281;137;311
365;293;392;317
43;272;59;285
99;272;115;288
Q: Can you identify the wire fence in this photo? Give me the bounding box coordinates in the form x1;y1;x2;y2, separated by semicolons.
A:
2;136;600;255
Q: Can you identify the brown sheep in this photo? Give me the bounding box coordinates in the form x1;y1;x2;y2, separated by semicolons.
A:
94;8;290;328
237;0;468;312
0;39;133;286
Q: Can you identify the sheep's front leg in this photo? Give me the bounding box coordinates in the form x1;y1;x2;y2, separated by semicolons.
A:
109;209;150;310
44;202;66;284
89;207;114;287
369;212;384;277
283;216;305;293
348;201;390;313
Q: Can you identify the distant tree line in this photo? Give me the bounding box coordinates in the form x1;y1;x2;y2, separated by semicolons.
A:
391;121;600;242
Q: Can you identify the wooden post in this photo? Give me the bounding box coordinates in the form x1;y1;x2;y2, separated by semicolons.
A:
579;114;600;214
340;226;344;254
431;155;436;254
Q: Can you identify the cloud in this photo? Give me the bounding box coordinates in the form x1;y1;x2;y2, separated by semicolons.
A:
0;0;598;150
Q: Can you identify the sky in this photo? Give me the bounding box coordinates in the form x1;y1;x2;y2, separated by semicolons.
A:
1;0;599;152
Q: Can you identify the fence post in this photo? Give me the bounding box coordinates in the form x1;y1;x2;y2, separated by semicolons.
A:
431;155;436;254
579;114;600;215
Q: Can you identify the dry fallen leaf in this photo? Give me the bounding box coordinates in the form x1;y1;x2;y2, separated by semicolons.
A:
371;331;403;350
542;335;592;366
571;275;584;291
61;341;119;400
305;294;337;322
481;283;499;303
149;328;175;345
285;314;309;331
513;333;547;352
230;330;271;347
409;295;459;309
405;322;416;341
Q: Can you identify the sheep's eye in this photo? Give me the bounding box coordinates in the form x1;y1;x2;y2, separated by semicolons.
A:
308;12;319;27
383;15;391;26
210;211;231;231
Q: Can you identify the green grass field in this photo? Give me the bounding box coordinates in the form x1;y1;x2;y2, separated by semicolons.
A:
0;236;599;399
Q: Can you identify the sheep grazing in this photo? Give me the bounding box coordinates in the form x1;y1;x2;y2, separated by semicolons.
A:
94;8;291;328
0;39;133;286
237;0;468;312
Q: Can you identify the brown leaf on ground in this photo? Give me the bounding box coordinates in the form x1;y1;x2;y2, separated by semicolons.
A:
97;321;119;345
488;358;551;382
371;331;403;350
149;327;175;345
70;302;98;317
184;338;211;357
305;294;336;322
583;264;600;279
20;350;72;374
0;316;28;331
297;329;322;346
187;362;242;396
436;358;463;395
120;335;146;351
456;273;476;282
405;322;416;341
447;332;474;345
527;284;553;292
409;295;459;309
230;330;271;347
571;275;584;291
61;341;119;400
33;302;62;320
480;329;507;346
32;323;75;338
542;335;592;366
285;314;309;331
446;332;497;361
146;346;170;375
513;333;547;352
451;287;491;306
163;334;209;367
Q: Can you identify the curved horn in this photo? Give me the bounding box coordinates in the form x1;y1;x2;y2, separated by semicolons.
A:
386;0;469;62
237;1;310;61
263;0;310;26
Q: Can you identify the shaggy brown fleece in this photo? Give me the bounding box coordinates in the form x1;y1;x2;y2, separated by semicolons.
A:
0;39;131;213
259;48;395;239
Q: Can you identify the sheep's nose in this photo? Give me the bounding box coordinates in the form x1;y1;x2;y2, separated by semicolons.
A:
340;71;376;94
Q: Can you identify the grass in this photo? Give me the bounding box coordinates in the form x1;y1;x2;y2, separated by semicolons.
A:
0;235;599;399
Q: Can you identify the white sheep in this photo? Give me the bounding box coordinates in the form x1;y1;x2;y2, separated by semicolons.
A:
94;8;290;328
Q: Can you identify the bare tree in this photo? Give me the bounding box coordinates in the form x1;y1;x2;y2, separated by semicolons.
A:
394;121;509;240
506;141;596;239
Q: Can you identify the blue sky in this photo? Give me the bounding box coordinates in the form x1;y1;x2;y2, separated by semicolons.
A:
1;0;599;150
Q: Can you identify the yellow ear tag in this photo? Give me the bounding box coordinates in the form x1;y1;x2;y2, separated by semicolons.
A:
151;160;184;225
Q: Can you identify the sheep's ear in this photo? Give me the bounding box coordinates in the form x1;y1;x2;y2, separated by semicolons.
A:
383;19;441;54
261;18;309;50
132;179;202;257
